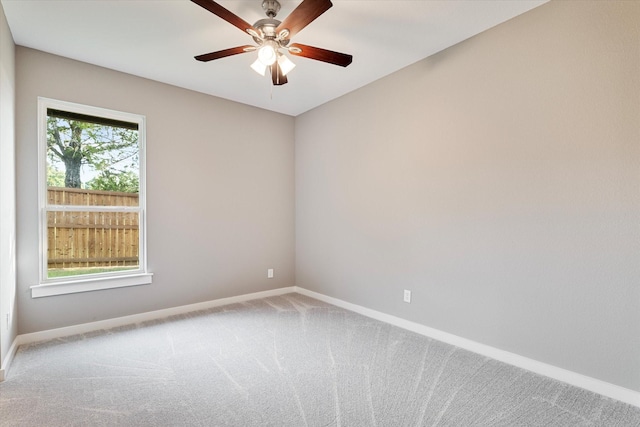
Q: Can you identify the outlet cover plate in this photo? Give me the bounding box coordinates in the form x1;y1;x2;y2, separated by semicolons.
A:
403;289;411;303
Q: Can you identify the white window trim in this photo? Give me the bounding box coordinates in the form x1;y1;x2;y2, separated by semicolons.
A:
33;97;152;298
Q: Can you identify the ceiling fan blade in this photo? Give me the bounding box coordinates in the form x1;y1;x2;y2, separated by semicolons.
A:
195;45;255;62
191;0;255;34
288;43;352;67
271;63;288;86
276;0;333;39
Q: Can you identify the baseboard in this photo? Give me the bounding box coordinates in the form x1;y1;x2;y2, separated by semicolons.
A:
0;337;19;382
294;287;640;409
6;285;639;409
15;286;296;348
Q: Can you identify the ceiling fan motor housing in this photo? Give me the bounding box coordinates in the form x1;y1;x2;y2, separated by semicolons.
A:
252;18;291;47
253;18;280;38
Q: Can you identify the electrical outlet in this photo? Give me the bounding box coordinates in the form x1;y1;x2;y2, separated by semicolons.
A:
267;268;274;279
5;313;9;330
403;289;411;303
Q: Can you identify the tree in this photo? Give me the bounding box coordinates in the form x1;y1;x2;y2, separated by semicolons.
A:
47;116;139;190
87;170;140;193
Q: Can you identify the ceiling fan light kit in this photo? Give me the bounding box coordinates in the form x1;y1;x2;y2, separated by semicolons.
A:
192;0;353;86
277;53;296;75
257;40;278;66
250;58;268;76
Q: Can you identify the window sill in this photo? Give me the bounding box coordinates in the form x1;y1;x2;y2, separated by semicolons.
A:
31;273;153;298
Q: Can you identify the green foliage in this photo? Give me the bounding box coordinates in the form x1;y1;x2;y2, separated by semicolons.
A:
46;164;66;187
87;170;139;193
47;116;139;189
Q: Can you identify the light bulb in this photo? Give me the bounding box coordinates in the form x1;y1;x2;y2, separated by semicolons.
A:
251;58;267;76
258;41;277;66
277;54;296;76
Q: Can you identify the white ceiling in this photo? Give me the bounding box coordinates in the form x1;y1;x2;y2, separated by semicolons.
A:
1;0;547;116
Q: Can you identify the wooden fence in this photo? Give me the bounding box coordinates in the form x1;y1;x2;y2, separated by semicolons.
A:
47;187;139;269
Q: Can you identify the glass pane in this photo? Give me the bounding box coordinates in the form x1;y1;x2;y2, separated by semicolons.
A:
46;111;139;206
47;210;139;279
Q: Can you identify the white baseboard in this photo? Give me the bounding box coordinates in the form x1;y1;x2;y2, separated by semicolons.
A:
0;337;19;382
14;286;296;348
5;285;639;409
294;287;640;409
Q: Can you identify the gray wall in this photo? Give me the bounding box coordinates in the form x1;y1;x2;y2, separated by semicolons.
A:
0;2;16;368
16;48;295;334
295;0;640;391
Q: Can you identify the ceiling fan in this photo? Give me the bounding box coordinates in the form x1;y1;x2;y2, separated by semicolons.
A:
191;0;353;86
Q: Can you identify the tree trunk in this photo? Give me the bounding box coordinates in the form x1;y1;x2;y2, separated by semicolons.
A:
64;157;82;188
63;122;84;188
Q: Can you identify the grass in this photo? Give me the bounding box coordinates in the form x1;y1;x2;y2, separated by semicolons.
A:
48;266;138;279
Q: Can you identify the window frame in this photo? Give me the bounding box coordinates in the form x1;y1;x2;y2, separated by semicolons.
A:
31;97;152;298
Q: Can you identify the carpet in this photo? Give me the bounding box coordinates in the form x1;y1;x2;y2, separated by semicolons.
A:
1;293;639;426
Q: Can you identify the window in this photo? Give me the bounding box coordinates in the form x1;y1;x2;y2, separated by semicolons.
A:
31;98;152;298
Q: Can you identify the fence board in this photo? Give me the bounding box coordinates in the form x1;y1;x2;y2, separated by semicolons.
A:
47;187;140;269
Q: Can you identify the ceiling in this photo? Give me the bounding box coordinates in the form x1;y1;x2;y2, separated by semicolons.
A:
1;0;547;116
